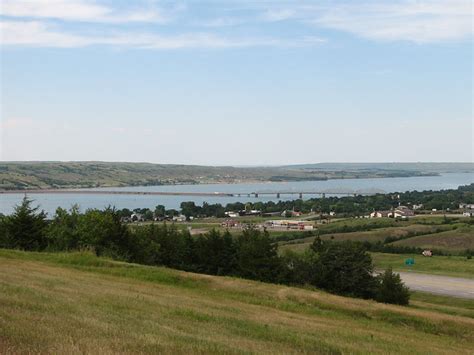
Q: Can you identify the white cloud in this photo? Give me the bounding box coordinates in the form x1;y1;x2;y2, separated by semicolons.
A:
0;20;325;49
201;17;246;28
262;9;295;22
0;0;166;23
0;21;90;47
1;0;468;48
313;0;472;43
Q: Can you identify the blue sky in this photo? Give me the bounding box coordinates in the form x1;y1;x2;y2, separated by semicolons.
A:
0;0;472;165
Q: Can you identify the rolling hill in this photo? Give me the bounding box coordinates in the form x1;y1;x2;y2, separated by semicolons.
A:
1;250;473;354
0;161;446;190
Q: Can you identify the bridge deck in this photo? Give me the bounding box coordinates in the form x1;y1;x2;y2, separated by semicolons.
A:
0;189;369;197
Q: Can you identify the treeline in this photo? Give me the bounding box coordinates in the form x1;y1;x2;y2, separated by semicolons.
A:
116;184;474;220
0;198;409;305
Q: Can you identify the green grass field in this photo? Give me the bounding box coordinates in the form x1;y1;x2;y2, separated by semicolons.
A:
1;249;473;354
371;253;474;279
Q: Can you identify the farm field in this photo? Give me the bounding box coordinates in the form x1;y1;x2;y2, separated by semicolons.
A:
1;249;473;354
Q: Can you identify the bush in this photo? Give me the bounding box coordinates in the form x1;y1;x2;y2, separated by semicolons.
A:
0;197;47;251
311;240;377;299
375;268;410;305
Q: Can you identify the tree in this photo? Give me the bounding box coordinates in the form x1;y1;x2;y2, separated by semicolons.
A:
375;268;410;305
235;228;282;282
311;241;377;298
180;201;199;218
76;207;131;259
47;205;80;251
154;205;166;218
193;229;237;275
2;196;47;250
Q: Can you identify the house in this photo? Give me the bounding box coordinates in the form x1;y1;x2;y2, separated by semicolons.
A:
239;209;261;216
412;204;423;210
130;213;144;222
422;250;433;257
370;210;391;218
225;211;240;218
463;209;474;217
281;210;302;217
172;214;187;222
267;220;312;230
459;203;474;209
393;206;415;218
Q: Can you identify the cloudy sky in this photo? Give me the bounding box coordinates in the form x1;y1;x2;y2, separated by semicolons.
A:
1;0;472;165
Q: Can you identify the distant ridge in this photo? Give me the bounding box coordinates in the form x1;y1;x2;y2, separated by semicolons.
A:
282;162;474;173
1;161;470;191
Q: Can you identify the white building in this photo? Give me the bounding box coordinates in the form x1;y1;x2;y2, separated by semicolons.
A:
172;214;187;222
370;210;391;218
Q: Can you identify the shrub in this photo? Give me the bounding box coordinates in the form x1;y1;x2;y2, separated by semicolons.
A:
375;268;410;305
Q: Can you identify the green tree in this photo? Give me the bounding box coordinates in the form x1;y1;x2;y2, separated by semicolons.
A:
235;228;282;282
311;241;377;298
76;207;131;259
154;205;166;218
375;268;410;305
47;205;80;251
2;196;47;250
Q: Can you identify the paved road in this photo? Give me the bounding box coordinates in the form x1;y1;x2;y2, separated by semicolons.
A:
396;272;474;299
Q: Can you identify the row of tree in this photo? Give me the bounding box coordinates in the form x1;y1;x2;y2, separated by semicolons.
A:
113;184;474;220
0;198;410;305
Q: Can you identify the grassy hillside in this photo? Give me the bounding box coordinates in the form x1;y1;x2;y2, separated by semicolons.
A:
390;227;474;252
0;161;443;190
278;217;474;256
1;250;473;354
279;224;455;245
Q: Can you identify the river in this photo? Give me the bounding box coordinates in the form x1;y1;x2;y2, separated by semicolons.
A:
1;173;473;216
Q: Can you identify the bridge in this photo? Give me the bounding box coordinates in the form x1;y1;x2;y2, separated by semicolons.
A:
1;189;379;198
236;191;369;198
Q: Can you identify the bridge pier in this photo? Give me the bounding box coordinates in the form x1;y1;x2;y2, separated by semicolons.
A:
277;193;280;198
299;193;303;199
322;193;325;198
254;193;259;198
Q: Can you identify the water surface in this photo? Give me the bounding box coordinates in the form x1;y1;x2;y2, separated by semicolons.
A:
1;173;472;216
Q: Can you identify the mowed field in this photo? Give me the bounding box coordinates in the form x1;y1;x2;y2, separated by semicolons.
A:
371;253;474;279
1;250;474;354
